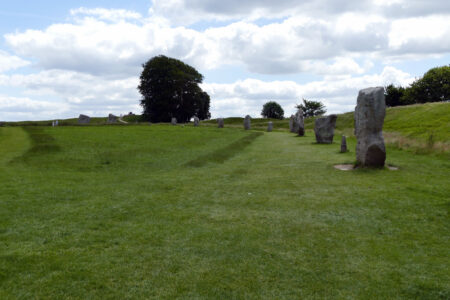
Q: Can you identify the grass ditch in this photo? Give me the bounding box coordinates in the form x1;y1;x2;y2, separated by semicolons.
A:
186;131;263;167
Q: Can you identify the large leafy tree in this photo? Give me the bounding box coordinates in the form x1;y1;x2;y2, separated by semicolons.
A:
296;99;326;117
138;55;211;123
261;101;284;119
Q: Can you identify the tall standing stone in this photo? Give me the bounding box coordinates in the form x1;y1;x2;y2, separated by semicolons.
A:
218;118;224;128
296;109;305;136
171;117;177;125
267;121;273;132
108;114;118;124
78;114;90;124
340;135;348;153
314;115;337;144
355;87;386;167
193;116;200;127
289;115;295;133
244;115;251;130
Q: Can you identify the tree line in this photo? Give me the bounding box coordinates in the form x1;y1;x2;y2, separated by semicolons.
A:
138;56;448;122
385;65;449;107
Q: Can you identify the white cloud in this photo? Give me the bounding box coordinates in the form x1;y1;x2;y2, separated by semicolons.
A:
0;4;448;121
0;65;414;121
203;66;414;118
0;70;141;120
388;16;450;55
5;9;449;78
0;50;30;73
70;7;142;22
150;0;450;25
0;95;70;121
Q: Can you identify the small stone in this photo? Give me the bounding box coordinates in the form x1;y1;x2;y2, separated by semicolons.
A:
78;114;90;124
108;114;118;124
267;121;273;132
171;117;177;125
193;116;200;127
340;135;348;153
244;115;251;130
218;118;224;128
355;87;386;167
314;115;337;144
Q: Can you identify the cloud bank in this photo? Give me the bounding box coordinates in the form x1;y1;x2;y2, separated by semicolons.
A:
0;1;449;121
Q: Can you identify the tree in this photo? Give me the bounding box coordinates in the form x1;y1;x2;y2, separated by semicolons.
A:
138;55;211;123
261;101;284;119
296;99;326;117
384;84;405;107
401;65;450;104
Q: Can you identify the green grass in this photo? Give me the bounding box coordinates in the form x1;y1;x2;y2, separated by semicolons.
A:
0;124;449;299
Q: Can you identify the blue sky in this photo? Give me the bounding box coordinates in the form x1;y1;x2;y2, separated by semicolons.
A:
0;0;449;121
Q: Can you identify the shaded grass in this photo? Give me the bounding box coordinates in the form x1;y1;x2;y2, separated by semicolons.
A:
21;127;61;156
186;132;263;167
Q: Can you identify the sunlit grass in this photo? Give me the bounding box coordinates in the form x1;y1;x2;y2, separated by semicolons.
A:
0;125;449;298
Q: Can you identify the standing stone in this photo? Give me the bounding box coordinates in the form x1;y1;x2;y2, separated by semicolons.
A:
355;87;386;167
340;135;348;153
289;115;295;133
218;118;224;128
78;114;90;124
55;120;59;126
171;117;177;125
193;116;200;127
314;115;337;144
52;121;55;127
295;109;305;136
244;115;251;130
267;122;273;132
108;114;118;124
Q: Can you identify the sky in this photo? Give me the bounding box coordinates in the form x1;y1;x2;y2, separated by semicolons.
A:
0;0;449;121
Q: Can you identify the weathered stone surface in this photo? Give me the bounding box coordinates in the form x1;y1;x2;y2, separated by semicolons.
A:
267;121;273;132
289;115;295;133
78;114;90;124
218;118;224;128
108;114;118;123
296;109;305;136
314;115;337;144
193;116;200;127
244;115;251;130
171;117;177;125
355;87;386;167
340;135;348;153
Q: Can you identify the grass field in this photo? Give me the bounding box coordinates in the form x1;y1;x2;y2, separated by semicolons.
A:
0;121;449;298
